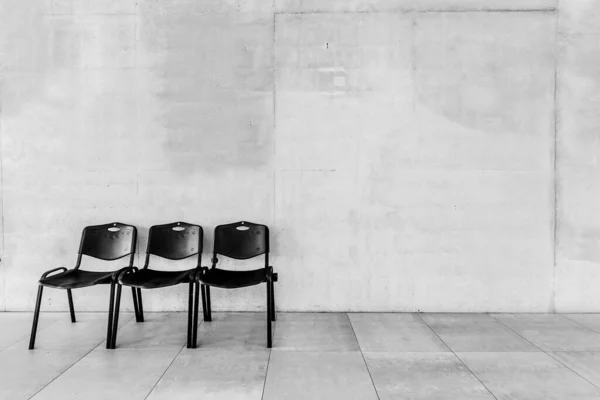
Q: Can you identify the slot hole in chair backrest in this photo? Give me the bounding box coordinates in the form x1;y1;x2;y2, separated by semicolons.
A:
147;222;203;261
214;221;269;260
81;223;136;261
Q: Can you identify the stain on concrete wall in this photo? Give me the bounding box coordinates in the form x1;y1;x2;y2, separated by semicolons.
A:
415;13;555;137
138;1;273;176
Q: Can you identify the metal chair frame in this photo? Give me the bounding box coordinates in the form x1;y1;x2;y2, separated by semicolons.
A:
196;221;278;348
112;222;203;349
29;222;139;350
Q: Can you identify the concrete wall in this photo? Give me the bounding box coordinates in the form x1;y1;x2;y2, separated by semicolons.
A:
555;0;600;312
0;0;596;312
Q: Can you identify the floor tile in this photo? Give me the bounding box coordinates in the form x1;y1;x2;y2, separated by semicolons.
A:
493;314;600;351
0;347;89;400
147;349;270;400
112;312;189;350
274;313;359;351
565;314;600;333
263;351;378;400
459;352;600;399
197;313;270;351
31;348;180;400
349;313;448;352
552;352;600;387
13;313;134;350
364;352;494;400
422;313;538;352
0;313;61;350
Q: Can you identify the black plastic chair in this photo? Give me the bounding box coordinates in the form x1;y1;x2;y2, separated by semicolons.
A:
113;222;203;349
29;222;139;350
197;221;278;348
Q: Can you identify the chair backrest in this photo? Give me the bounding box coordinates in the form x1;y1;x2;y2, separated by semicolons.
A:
144;222;203;266
78;223;137;263
213;221;269;264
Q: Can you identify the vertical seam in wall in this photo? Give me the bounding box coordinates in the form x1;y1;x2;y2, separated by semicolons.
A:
272;11;277;227
0;93;4;311
411;13;417;115
411;12;417;311
134;0;141;270
551;1;560;313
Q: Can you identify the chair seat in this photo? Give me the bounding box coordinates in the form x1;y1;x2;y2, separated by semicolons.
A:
120;269;196;289
199;268;267;289
39;269;115;289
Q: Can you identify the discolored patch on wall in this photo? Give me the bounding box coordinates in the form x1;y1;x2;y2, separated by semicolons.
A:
415;12;556;137
557;34;600;166
0;5;81;118
137;1;274;176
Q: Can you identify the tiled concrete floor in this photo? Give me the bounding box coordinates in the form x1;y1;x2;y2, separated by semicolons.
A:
2;312;600;399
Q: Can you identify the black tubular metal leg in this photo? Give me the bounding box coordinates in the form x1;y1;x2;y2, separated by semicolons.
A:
106;283;116;349
137;288;144;322
205;285;212;322
67;289;76;323
131;287;140;322
29;285;44;350
110;285;123;349
266;282;272;348
270;281;276;322
200;284;207;321
193;282;200;348
187;282;193;348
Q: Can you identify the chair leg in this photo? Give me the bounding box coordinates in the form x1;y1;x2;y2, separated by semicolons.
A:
110;284;123;349
270;281;276;322
136;288;144;322
131;288;140;322
205;285;212;322
187;282;193;349
193;282;200;348
67;289;76;323
29;285;44;350
266;282;272;348
200;284;208;321
106;283;116;349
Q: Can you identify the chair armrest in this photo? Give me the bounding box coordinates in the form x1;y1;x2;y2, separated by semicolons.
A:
190;267;200;282
41;267;67;279
191;266;209;282
267;266;278;282
113;266;138;283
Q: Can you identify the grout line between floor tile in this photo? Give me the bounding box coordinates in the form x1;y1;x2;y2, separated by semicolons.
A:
143;316;205;399
417;314;499;400
545;351;600;390
347;313;381;400
143;343;186;400
563;315;600;335
489;315;600;390
0;315;64;353
260;348;273;400
27;314;136;400
488;315;547;352
262;312;276;400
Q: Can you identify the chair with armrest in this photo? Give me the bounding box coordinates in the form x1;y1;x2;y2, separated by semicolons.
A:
196;221;277;348
29;222;139;350
112;222;203;349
